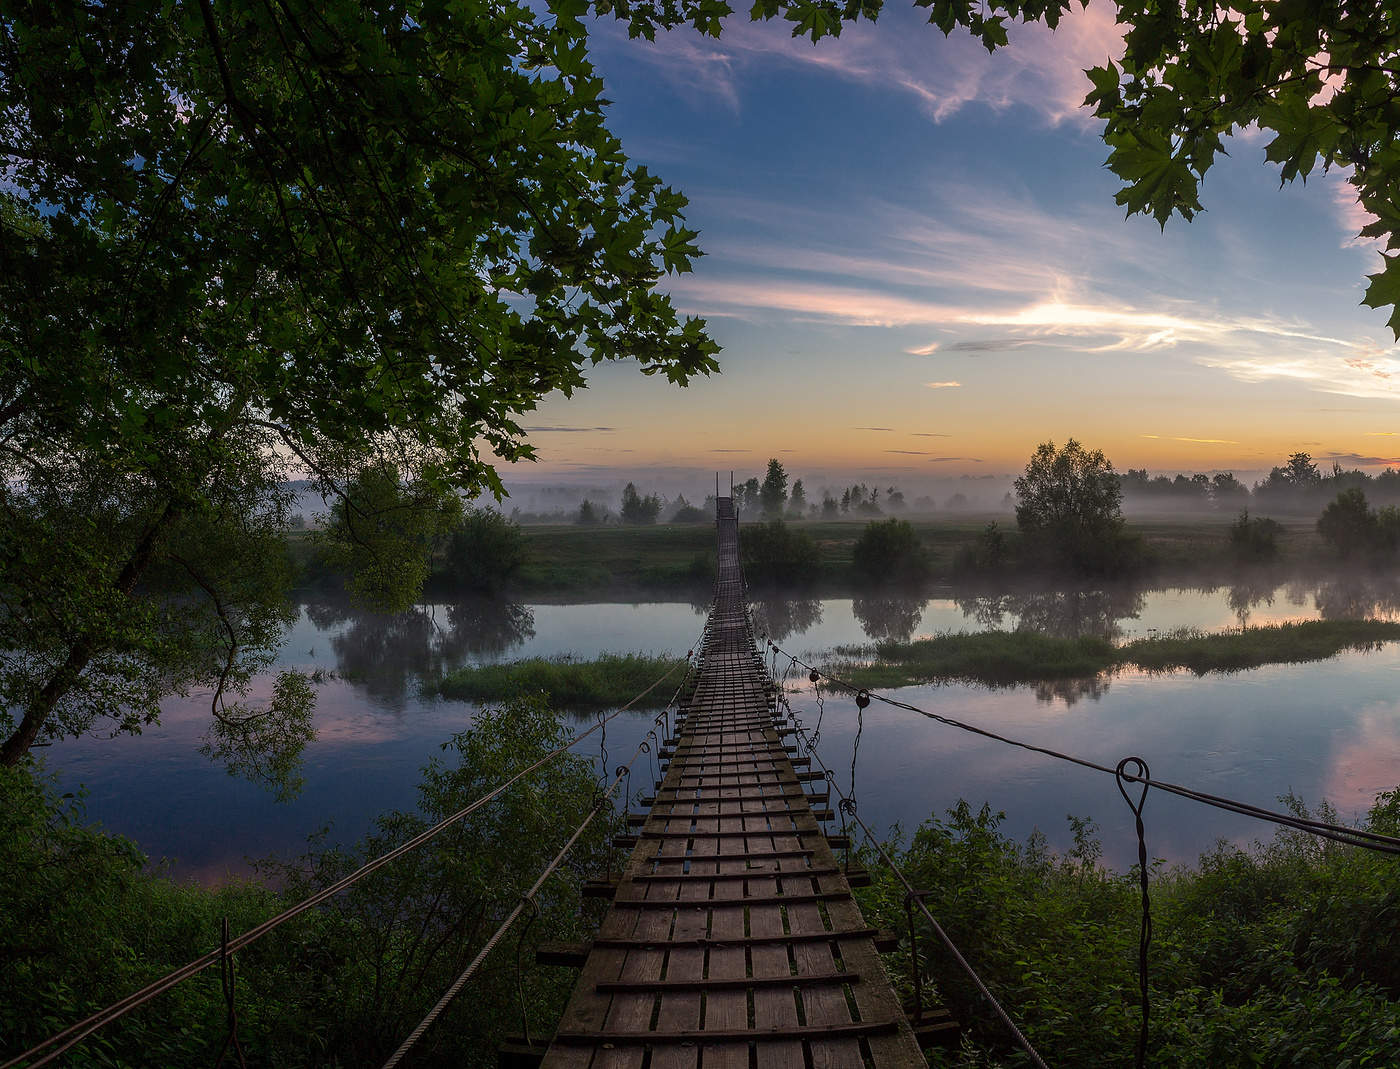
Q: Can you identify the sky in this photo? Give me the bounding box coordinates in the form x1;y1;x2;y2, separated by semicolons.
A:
511;5;1400;494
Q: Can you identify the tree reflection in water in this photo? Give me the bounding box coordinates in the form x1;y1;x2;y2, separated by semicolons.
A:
1033;676;1111;706
301;595;535;705
748;592;822;643
954;585;1147;640
1315;574;1400;621
1226;574;1279;629
852;592;928;644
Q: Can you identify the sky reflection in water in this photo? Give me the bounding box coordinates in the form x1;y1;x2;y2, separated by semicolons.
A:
47;579;1400;883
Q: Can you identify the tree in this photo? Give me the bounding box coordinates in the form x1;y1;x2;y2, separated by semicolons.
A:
620;482;662;525
852;518;931;586
740;520;819;587
760;459;789;516
576;499;600;525
0;1;718;765
1014;440;1135;573
788;479;808;517
1229;510;1284;563
1285;452;1322;486
438;508;528;593
1317;488;1383;559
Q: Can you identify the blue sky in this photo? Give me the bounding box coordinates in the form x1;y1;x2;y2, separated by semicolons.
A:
516;6;1400;490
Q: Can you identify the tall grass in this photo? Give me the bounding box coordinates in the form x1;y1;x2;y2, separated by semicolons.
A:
436;652;685;708
834;619;1400;688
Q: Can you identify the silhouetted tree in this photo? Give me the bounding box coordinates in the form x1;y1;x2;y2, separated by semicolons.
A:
620;483;662;525
760;459;789;516
1014;440;1137;574
852;518;930;586
788;479;807;517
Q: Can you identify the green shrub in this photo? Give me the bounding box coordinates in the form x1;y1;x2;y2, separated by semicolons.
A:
1228;509;1284;562
740;519;819;587
859;794;1400;1069
437;507;527;592
852;518;931;585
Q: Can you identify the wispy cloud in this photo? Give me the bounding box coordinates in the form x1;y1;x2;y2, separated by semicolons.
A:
522;425;617;433
925;381;961;389
855;426;896;432
600;3;1123;127
887;449;930;455
912;432;952;437
929;456;981;462
1140;435;1239;445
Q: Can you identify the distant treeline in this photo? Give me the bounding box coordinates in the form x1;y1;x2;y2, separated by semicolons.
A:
1122;451;1400;512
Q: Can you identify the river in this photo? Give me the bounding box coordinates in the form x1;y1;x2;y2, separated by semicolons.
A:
48;576;1400;882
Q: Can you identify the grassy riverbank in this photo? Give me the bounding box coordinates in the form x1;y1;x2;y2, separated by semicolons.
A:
832;619;1400;689
435;652;685;708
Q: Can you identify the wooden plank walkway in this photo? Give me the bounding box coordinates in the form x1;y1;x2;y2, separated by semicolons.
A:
541;497;927;1068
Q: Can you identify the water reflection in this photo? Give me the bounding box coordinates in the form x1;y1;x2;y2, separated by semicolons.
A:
1315;574;1400;621
749;593;823;642
1227;574;1280;629
852;592;928;644
954;586;1147;639
1033;676;1111;706
302;595;535;705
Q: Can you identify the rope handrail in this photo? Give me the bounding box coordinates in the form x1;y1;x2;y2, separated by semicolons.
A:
3;657;690;1069
768;656;1048;1069
766;641;1400;856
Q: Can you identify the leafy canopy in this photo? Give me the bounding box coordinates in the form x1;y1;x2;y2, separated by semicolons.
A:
0;0;717;765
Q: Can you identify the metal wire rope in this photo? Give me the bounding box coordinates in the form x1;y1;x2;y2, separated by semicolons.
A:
3;658;689;1069
380;722;660;1068
770;642;1400;856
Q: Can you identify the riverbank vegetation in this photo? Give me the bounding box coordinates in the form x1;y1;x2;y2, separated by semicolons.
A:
858;794;1400;1067
830;620;1400;689
435;652;685;708
0;698;616;1068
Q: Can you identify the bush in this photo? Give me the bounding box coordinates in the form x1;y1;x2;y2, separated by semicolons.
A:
740;520;819;587
0;698;615;1068
852;518;931;586
437;506;527;591
1316;489;1383;559
858;794;1400;1069
1228;510;1284;562
954;521;1011;573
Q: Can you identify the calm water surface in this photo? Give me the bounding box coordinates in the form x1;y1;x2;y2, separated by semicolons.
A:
48;580;1400;882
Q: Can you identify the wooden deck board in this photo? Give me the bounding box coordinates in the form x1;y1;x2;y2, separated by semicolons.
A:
539;499;925;1068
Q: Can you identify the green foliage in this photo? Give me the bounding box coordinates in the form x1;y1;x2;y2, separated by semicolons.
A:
1316;488;1398;560
1228;509;1284;562
859;795;1400;1067
0;0;717;763
954;521;1012;573
760;458;789;517
620;482;663;525
0;697;617;1067
1014;440;1139;575
437;507;528;593
739;519;820;587
835;619;1400;688
320;464;463;612
436;652;684;708
852;517;932;586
